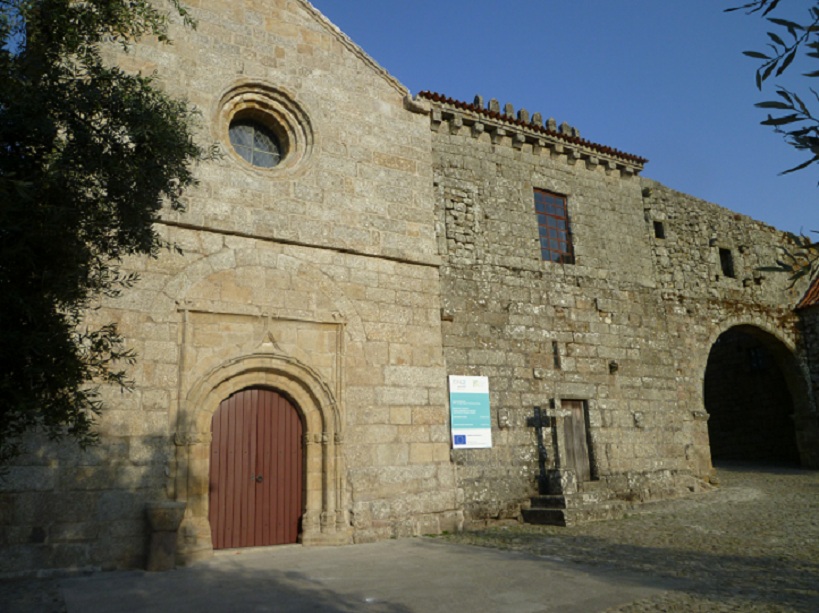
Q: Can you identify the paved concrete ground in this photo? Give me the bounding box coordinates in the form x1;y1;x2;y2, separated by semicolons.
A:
2;462;817;612
57;539;672;613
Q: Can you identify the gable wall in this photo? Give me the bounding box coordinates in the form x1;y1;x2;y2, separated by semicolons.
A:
0;0;460;573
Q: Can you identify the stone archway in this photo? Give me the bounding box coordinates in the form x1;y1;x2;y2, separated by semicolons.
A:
174;353;351;562
703;325;806;465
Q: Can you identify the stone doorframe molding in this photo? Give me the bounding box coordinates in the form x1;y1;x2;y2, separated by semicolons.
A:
174;352;351;562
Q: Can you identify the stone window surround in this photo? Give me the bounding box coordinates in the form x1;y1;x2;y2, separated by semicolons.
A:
215;80;315;176
719;247;736;279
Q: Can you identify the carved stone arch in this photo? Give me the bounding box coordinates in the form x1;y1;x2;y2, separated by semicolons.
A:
704;315;798;356
701;317;808;411
689;316;802;409
150;245;367;342
175;352;351;563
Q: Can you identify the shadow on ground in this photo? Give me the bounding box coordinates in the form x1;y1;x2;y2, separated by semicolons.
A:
61;560;413;613
450;462;819;612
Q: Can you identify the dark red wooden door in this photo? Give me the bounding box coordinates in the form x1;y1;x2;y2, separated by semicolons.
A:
209;387;303;549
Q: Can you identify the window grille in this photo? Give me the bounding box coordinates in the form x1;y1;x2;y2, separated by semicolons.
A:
534;189;574;264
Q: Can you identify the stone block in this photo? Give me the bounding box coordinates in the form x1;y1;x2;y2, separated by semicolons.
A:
409;443;435;464
378;387;429;406
412;407;446;426
0;467;57;493
356;425;399;445
389;407;412;425
50;522;100;543
373;443;409;466
15;493;97;525
98;491;146;522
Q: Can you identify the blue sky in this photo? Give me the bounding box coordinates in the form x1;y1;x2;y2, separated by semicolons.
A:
310;0;818;236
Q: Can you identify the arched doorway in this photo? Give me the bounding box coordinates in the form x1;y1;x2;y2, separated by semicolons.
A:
175;353;351;563
208;387;304;548
704;325;800;464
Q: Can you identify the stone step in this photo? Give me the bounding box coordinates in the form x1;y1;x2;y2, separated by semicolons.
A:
523;485;632;527
578;479;608;493
562;500;630;525
521;507;567;527
529;495;567;509
523;501;629;527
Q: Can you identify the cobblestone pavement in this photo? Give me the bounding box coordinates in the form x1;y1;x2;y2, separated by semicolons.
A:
446;462;819;612
2;462;817;612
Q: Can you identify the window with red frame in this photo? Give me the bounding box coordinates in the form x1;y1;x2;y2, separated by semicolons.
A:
534;189;574;264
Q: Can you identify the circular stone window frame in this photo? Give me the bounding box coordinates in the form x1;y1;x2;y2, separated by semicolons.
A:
216;80;314;175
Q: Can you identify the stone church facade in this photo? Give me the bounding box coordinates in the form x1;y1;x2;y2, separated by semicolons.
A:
1;0;816;573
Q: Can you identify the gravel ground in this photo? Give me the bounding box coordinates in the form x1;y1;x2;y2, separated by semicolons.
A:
445;461;819;612
1;462;817;612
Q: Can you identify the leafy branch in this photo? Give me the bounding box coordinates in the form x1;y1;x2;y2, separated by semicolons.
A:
0;1;206;465
757;88;819;175
729;0;819;285
761;231;819;285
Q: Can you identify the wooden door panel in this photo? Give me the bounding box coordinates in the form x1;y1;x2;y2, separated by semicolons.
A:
265;390;303;545
209;388;303;549
257;389;272;545
563;400;592;483
240;388;257;548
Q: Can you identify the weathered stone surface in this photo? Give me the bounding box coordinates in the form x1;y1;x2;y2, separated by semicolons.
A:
0;0;816;577
427;94;812;525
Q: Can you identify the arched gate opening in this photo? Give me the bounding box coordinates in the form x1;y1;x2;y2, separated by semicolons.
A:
704;325;801;465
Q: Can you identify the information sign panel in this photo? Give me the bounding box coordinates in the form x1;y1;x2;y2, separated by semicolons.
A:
448;375;492;449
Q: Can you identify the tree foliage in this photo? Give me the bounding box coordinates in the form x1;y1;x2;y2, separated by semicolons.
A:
728;0;819;283
0;1;205;463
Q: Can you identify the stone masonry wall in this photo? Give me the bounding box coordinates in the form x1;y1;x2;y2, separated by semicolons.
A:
641;180;812;470
427;95;812;524
641;179;802;299
796;307;819;467
2;0;816;575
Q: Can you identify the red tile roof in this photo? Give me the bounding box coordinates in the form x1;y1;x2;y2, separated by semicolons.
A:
418;91;648;166
796;278;819;310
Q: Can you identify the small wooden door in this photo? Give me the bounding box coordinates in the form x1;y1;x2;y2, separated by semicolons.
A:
209;387;303;549
562;399;592;483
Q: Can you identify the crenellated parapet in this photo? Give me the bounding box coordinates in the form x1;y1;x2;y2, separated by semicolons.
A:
417;91;647;177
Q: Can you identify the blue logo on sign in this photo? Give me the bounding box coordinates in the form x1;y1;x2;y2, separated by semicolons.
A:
454;435;466;445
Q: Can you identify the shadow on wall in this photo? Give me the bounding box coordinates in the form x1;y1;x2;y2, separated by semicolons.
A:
0;430;172;574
